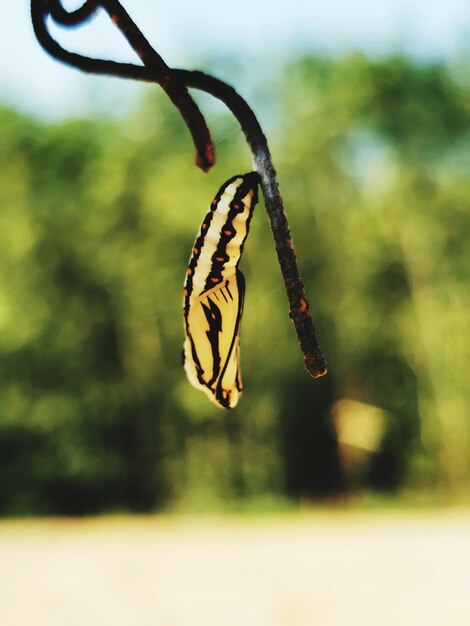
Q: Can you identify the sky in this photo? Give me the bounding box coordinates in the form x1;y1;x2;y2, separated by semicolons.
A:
1;1;469;119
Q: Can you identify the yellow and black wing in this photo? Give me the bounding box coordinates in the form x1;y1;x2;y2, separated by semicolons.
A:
182;173;259;409
183;271;245;409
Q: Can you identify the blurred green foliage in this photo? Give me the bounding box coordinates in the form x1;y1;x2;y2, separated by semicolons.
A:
0;54;468;515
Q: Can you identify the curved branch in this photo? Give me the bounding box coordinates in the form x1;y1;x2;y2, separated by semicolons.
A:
49;1;99;26
178;71;327;377
30;1;327;378
31;0;214;171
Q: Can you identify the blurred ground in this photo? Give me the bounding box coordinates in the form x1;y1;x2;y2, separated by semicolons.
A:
0;508;469;626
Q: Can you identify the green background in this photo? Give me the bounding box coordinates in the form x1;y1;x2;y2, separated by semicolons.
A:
0;53;468;515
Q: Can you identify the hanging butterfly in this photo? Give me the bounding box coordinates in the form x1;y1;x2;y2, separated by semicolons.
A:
182;172;260;409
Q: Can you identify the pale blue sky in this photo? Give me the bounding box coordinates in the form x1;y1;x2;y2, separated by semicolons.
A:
2;1;469;119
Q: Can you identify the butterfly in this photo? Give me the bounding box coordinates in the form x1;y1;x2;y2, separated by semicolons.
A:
182;172;260;409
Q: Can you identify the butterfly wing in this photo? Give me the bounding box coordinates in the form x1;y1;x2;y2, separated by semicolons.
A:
182;172;259;409
183;270;245;409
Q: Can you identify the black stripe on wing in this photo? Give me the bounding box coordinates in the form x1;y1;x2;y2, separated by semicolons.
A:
203;173;259;292
214;270;245;408
183;175;235;316
184;272;245;409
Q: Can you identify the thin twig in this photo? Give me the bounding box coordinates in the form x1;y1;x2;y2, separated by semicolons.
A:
30;0;327;378
31;0;214;171
178;71;327;377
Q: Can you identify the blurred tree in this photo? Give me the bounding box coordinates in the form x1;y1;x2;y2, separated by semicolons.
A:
277;53;469;495
0;52;468;514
